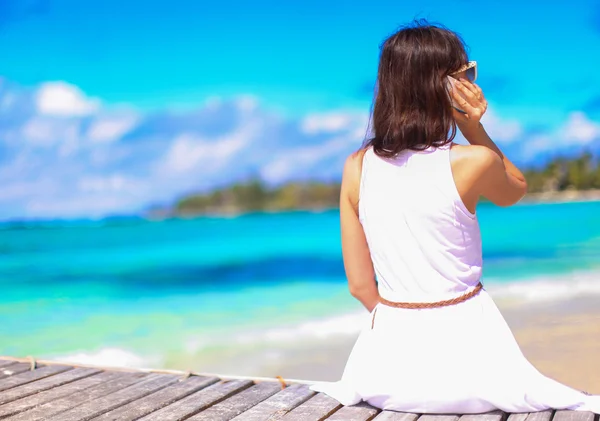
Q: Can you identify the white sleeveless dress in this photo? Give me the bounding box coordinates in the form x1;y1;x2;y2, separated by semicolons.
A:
309;143;600;414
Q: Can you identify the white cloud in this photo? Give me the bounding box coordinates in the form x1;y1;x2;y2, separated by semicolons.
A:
521;134;554;160
21;117;79;148
301;111;361;134
87;114;138;143
36;82;100;116
25;195;138;218
21;118;57;144
78;175;142;193
2;77;600;220
520;111;600;159
236;95;259;112
0;180;55;201
261;135;355;182
0;92;16;110
261;111;367;183
163;135;212;173
480;109;523;143
163;131;249;174
560;111;600;145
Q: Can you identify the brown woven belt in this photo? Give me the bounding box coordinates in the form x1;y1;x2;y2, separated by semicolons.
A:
378;282;484;309
371;282;483;329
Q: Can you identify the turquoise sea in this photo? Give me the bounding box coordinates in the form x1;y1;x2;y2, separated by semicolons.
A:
1;201;600;375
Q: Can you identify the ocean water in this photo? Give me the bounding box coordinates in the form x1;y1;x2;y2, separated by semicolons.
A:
1;201;600;375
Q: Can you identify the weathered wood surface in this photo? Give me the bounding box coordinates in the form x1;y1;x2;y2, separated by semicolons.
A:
0;371;124;419
553;410;597;421
460;411;506;421
280;389;340;420
0;360;19;369
0;362;42;379
373;412;420;421
93;374;219;421
232;383;316;420
0;358;597;421
6;371;149;421
138;379;254;420
0;367;101;406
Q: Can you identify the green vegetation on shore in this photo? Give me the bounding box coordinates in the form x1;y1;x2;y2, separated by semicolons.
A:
174;180;341;216
166;153;600;216
524;152;600;192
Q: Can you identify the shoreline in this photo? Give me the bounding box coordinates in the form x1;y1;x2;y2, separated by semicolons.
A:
146;190;600;220
1;190;598;224
520;189;600;204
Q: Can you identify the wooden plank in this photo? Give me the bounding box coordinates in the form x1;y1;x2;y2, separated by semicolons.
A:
553;411;595;421
0;364;71;392
372;411;420;421
327;401;381;421
0;371;125;420
0;363;38;379
526;410;554;421
187;382;282;421
280;392;342;420
0;367;101;405
0;360;19;368
231;384;316;420
92;375;220;421
506;414;529;421
137;379;254;421
48;373;179;421
418;416;460;421
5;371;149;421
459;411;506;421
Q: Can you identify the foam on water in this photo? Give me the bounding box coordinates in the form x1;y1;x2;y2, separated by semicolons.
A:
172;269;600;356
50;347;163;369
486;270;600;302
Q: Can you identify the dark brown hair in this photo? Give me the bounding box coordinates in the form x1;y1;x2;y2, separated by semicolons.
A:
364;19;470;158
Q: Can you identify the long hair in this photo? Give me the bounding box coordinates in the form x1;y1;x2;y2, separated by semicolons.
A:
364;20;470;158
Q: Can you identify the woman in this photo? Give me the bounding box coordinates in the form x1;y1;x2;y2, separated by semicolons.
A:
309;21;600;414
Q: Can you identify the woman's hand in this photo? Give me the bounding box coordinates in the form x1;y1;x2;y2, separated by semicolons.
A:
450;77;488;130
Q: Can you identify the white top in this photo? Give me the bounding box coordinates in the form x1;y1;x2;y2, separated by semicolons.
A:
358;142;482;302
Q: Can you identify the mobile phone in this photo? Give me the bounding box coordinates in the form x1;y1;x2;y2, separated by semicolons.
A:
446;76;467;114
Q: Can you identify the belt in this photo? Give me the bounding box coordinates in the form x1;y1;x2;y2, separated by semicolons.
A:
378;282;484;309
371;282;484;329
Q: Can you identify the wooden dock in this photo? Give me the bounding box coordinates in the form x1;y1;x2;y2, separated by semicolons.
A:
0;357;597;421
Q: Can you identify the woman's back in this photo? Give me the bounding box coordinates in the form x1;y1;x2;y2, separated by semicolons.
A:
359;143;482;302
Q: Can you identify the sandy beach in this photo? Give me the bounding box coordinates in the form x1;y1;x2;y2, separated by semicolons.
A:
522;190;600;204
505;297;600;394
196;295;600;395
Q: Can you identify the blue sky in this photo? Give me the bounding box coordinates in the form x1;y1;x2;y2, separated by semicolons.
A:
1;0;600;219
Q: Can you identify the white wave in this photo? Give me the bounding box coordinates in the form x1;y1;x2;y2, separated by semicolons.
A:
216;271;600;347
242;311;366;343
181;311;367;355
179;271;600;354
49;346;162;370
486;270;600;303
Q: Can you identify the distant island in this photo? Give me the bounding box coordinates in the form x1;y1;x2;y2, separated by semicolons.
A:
147;152;600;218
170;180;341;217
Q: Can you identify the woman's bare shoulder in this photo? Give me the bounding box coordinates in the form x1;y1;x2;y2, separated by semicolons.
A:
450;143;498;173
341;148;369;208
451;142;495;159
343;148;368;180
